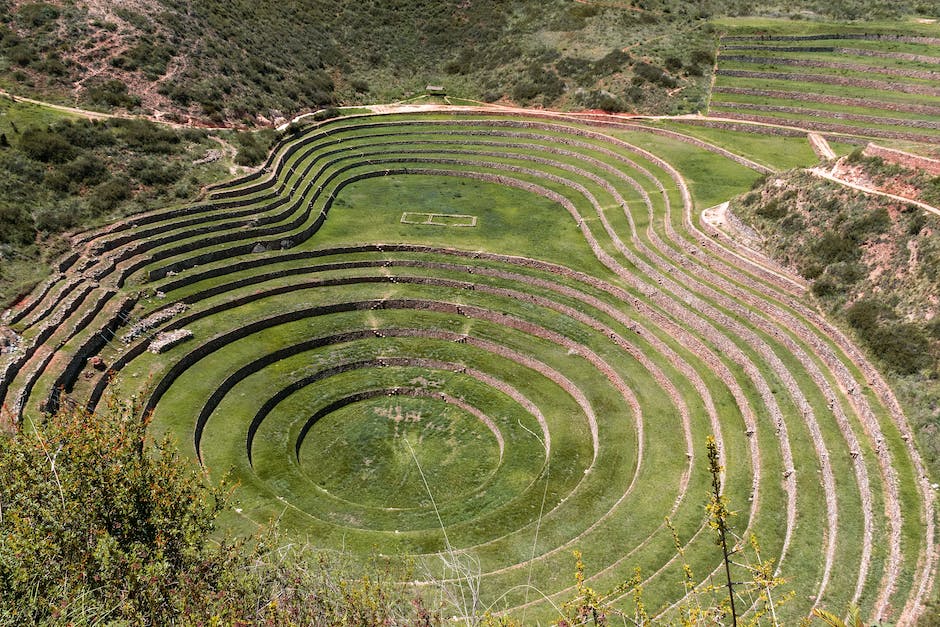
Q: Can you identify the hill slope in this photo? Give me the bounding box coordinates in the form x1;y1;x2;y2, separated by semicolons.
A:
0;0;923;125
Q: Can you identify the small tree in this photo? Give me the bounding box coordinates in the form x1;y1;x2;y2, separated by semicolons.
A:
0;400;244;624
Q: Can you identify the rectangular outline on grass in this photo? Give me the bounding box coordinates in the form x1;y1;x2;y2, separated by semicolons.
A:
400;212;478;227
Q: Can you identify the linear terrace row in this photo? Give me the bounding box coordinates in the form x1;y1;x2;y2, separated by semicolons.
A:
1;113;934;623
712;33;940;145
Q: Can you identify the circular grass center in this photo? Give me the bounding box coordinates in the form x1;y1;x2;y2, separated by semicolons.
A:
299;395;501;509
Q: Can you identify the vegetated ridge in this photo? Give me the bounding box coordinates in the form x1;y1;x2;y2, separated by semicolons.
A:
730;152;940;472
0;0;921;126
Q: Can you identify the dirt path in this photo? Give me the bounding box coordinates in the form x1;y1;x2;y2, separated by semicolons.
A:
809;132;837;160
0;88;115;121
809;167;940;218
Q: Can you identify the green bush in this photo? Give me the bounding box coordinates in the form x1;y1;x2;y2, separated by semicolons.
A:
129;157;183;185
16;2;59;27
846;298;893;333
109;119;180;153
18;127;76;163
755;198;787;219
234;129;276;166
0;401;240;624
61;153;107;185
813;232;859;265
88;176;132;213
0;401;441;625
84;79;141;109
866;322;933;375
634;62;677;88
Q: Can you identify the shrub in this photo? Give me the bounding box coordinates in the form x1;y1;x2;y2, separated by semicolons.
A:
31;199;79;232
866;322;933;375
0;201;34;246
7;43;36;67
61;153;107;185
109;119;180;153
811;274;844;298
88;176;132;213
846;298;893;333
129;157;183;185
755;198;786;219
593;48;632;76
17;2;59;27
576;89;627;112
234;129;277;166
85;79;141;109
690;49;715;67
18;127;77;163
0;401;240;624
556;56;593;83
0;401;442;625
813;232;859;265
634;62;677;88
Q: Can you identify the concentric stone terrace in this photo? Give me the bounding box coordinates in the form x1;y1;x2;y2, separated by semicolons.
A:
1;112;935;623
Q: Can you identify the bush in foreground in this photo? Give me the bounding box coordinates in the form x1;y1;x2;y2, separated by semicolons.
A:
0;401;438;626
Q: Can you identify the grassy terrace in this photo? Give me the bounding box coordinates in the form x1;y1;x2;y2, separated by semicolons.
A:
710;18;940;148
0;110;935;623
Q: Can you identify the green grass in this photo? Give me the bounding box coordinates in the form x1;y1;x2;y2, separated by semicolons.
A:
0;94;79;136
713;16;940;39
12;111;935;623
649;120;821;170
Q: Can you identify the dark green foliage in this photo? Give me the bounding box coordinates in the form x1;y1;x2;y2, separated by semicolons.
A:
18;127;76;163
34;53;68;76
846;298;894;333
863;322;933;375
0;402;441;625
633;62;678;88
927;317;940;340
513;65;565;105
922;176;940;207
233;128;276;166
88;176;132;213
7;43;35;66
0;200;34;246
755;198;786;219
556;56;594;83
575;89;627;112
311;107;341;122
690;48;715;67
60;153;108;186
129;157;183;185
109;118;182;152
84;79;141;109
111;38;175;79
812;232;859;266
16;2;59;28
907;211;927;236
592;48;632;76
31;198;80;232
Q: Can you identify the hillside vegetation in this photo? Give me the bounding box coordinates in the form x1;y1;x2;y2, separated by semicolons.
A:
0;0;925;125
0;96;255;305
731;162;940;470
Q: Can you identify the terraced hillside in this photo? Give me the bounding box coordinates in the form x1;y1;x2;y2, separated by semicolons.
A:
0;111;936;623
708;24;940;146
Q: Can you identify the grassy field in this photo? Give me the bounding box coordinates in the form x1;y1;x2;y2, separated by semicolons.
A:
3;108;935;624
